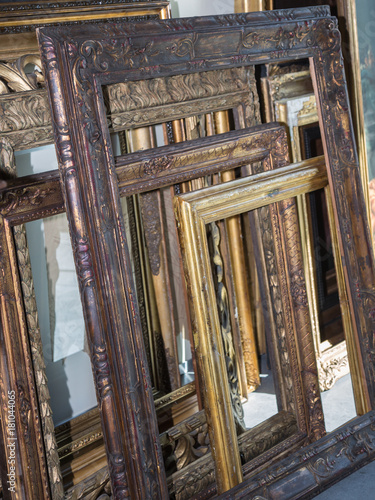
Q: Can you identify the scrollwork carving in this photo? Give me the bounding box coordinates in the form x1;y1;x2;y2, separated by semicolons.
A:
65;466;112;500
167;412;298;499
143;155;174;176
107;67;250;116
162;412;209;475
37;7;375;497
0;187;55;215
207;221;246;433
318;342;349;392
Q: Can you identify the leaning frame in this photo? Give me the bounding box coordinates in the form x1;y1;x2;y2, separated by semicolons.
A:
174;135;328;492
37;6;375;498
0;64;263;499
274;92;353;394
0;123;323;499
0;3;170;499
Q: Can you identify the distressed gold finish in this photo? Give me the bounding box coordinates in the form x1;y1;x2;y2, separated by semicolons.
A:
175;152;328;491
234;0;267;12
0;1;170;61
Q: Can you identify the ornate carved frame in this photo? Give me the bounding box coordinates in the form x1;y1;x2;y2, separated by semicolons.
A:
174;124;329;492
0;122;324;499
274;92;352;393
37;6;375;498
0;2;170;500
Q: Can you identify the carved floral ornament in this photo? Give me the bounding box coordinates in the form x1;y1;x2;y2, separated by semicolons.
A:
34;6;375;499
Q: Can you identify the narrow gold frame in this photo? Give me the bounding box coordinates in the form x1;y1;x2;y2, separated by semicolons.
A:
174;150;327;490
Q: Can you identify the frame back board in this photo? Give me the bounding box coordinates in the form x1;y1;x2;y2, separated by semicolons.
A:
36;6;375;498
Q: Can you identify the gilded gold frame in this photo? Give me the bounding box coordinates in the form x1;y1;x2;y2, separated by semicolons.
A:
37;6;375;498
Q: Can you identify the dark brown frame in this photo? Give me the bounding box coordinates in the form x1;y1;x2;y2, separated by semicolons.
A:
0;63;262;500
0;123;323;499
37;6;375;498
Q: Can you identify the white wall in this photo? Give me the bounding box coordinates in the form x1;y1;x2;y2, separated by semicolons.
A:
171;0;234;18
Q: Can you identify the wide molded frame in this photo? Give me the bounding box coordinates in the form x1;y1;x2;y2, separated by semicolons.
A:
0;64;262;499
0;3;170;500
37;6;375;498
0;123;324;499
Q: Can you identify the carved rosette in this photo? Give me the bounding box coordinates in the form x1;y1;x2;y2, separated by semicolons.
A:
143;155;174;176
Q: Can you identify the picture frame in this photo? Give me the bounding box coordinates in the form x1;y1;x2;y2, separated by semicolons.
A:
0;121;310;498
36;5;375;497
273;91;352;393
0;51;269;500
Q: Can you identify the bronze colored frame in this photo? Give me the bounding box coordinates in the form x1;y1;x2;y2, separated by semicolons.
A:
37;6;375;498
0;3;170;499
0;63;264;500
0;122;323;498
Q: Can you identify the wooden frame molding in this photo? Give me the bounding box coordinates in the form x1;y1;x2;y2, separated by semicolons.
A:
273;91;353;395
36;6;375;498
0;64;261;498
0;3;170;499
